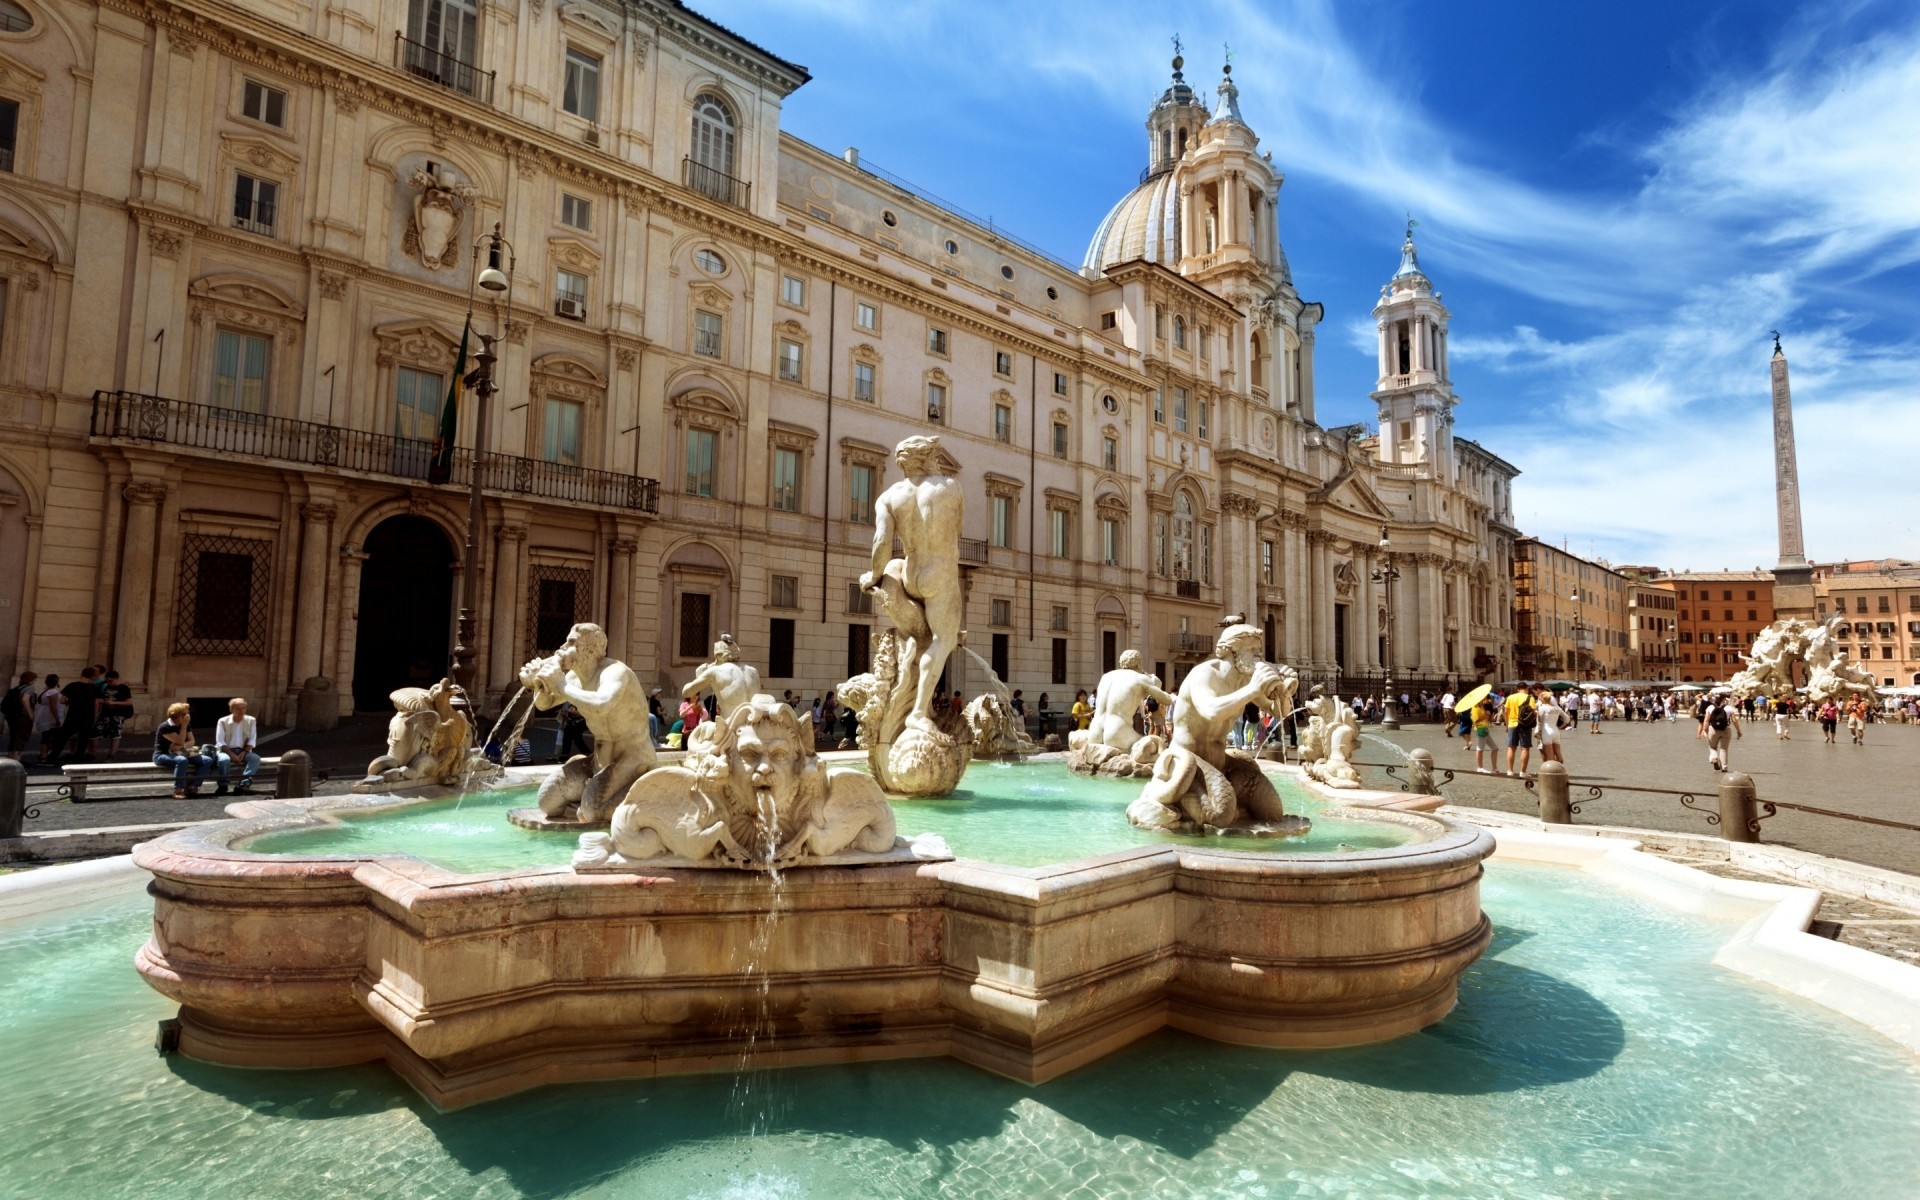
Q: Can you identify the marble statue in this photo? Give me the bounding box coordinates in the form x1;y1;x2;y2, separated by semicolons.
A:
1127;624;1307;834
520;622;656;825
1298;690;1362;789
964;688;1039;758
683;633;761;724
842;435;972;796
1068;650;1172;778
355;677;494;790
575;694;947;870
1729;612;1876;703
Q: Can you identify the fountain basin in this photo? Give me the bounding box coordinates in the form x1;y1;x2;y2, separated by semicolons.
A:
131;782;1492;1108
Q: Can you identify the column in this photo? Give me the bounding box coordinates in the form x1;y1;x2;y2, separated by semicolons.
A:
489;521;527;697
1312;532;1336;674
113;481;168;685
1420;556;1443;673
290;501;337;684
1360;550;1380;671
333;547;369;712
1179;184;1195;259
608;533;639;662
1283;523;1307;663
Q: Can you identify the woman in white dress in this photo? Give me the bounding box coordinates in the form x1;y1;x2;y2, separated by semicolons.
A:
32;673;64;763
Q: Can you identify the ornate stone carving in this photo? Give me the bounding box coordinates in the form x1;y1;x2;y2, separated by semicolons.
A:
1297;689;1361;789
124;482;168;506
610;537;639;557
403;165;475;271
316;271;349;300
1067;649;1170;777
1127;625;1308;833
1729;612;1877;704
518;623;655;824
331;88;361;115
354;678;497;791
615;347;637;370
497;523;528;544
1332;559;1358;597
300;503;337;523
1220;491;1261;517
147;226;185;259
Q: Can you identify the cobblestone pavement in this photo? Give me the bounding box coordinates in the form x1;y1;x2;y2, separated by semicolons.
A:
1353;716;1920;876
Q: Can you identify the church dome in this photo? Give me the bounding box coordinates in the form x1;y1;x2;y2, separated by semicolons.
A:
1082;167;1182;274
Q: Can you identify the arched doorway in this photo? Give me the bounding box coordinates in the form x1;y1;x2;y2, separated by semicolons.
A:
353;515;454;710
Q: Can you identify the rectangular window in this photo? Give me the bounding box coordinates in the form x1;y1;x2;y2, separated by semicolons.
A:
850;464;875;523
1053;372;1068;396
846;582;873;615
994;350;1012;376
543;399;582;466
232;173;278;236
1052;422;1068;459
678;591;712;660
847;622;871;678
990;598;1012;626
993;404;1011;443
1262;540;1274;585
1050;509;1070;557
926;382;946;423
1199;326;1211;360
772;447;800;512
1051;606;1069;632
392;365;442;445
556;270;588;319
1856;597;1868;613
855;299;877;331
777;339;803;383
1152;390;1164;424
1154;512;1168;576
1200;525;1212;584
1153;308;1164;340
684;428;716;497
407;0;481;95
1878;596;1891;613
1173;387;1189;433
560;193;592;230
241;79;287;128
1101;517;1120;567
1052;637;1068;685
927;326;948;356
770;574;800;609
1102;436;1117;470
776;275;805;309
175;535;271;655
0;99;14;172
1197;399;1210;440
693;309;723;356
562;48;601;122
1099;311;1117;330
212;329;270;415
852;360;875;402
768;618;795;677
991;495;1012;548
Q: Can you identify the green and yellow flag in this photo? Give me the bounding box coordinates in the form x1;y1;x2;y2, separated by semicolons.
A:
427;316;471;484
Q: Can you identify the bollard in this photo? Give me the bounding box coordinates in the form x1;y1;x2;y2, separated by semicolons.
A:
1407;748;1441;796
275;748;312;800
1537;760;1572;824
1718;771;1759;843
0;757;24;839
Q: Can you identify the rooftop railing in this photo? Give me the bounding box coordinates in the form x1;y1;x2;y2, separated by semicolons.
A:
683;157;750;208
394;32;495;105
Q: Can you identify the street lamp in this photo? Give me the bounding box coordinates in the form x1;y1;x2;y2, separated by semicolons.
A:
1373;525;1403;730
1570;589;1592;681
449;223;515;710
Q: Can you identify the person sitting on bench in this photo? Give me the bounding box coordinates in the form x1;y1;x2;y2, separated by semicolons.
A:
154;701;214;799
214;696;261;794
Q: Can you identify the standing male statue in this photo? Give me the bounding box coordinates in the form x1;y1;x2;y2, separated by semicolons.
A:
682;633;761;724
859;435;964;736
1068;650;1175;776
521;622;655;823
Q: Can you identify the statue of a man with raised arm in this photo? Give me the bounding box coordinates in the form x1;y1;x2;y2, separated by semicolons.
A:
682;633;761;724
858;436;964;736
522;622;655;823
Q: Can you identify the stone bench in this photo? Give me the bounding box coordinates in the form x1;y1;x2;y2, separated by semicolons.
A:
62;757;283;803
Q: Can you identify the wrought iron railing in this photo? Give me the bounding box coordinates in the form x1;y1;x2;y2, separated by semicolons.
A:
394;32;495;104
1176;579;1202;599
232;199;276;237
0;145;14;173
683;157;750;208
90;391;658;513
959;538;988;565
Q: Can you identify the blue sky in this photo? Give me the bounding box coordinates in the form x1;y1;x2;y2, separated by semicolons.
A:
701;0;1920;571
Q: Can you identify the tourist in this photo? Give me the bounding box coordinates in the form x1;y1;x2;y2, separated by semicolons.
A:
1470;693;1498;774
839;702;858;745
1584;688;1603;734
1503;683;1538;778
1037;692;1052;736
94;677;135;758
46;667;100;764
153;701;214;799
1847;696;1868;746
820;692;840;747
1071;689;1093;732
1535;686;1568;766
32;674;63;763
1696;692;1742;771
1010;689;1026;730
678;694;704;734
1817;698;1839;744
951;689;964;719
2;671;35;758
212;697;261;794
1774;702;1792;740
647;688;665;747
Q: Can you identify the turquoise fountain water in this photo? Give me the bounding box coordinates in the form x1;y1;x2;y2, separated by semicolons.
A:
243;759;1413;872
3;861;1917;1198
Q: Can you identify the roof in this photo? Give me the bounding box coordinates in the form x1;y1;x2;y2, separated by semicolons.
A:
1652;571;1776;583
666;1;811;92
1083;170;1181;274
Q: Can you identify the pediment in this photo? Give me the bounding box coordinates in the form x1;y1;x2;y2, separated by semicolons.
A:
373;319;461;368
191;272;303;316
220;132;300;175
531;353;607;387
1323;472;1394;519
558;2;619;41
550;237;602;273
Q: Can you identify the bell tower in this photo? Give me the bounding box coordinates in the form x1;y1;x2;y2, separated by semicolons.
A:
1145;49;1207;179
1370;224;1456;483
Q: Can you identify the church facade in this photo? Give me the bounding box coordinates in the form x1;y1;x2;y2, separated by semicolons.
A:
0;0;1517;724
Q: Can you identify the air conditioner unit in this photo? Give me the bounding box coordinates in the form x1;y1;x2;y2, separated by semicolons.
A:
582;127;600;147
555;297;585;320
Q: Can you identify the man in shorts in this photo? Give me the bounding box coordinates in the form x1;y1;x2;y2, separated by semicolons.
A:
1503;683;1538;777
1696;691;1742;771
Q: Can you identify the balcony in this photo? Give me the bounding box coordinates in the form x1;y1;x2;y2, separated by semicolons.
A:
1170;630;1213;655
958;538;987;566
395;33;495;105
232;199;275;238
91;391;657;513
683;157;750;208
1176;579;1201;599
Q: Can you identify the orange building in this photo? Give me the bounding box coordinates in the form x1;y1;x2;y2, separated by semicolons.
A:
1815;562;1920;688
1654;571;1775;682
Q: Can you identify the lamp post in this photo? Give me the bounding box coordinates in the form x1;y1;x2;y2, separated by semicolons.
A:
448;223;514;709
1373;524;1403;729
1570;593;1592;681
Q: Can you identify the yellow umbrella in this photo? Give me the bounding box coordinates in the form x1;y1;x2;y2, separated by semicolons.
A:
1454;683;1492;713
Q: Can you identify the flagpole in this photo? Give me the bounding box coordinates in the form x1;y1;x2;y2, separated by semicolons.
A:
451;224;513;711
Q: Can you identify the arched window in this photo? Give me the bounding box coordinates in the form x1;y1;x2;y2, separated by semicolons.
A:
1172;316;1187;349
691;93;736;177
1250;332;1266;388
1173;492;1195;577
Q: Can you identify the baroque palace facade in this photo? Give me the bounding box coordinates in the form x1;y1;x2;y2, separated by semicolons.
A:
0;0;1518;724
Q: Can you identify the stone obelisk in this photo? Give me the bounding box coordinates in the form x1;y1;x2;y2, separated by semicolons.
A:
1768;333;1815;620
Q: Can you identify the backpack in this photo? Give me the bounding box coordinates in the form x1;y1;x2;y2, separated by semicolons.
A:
0;685;26;724
1514;695;1536;730
1708;705;1729;731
